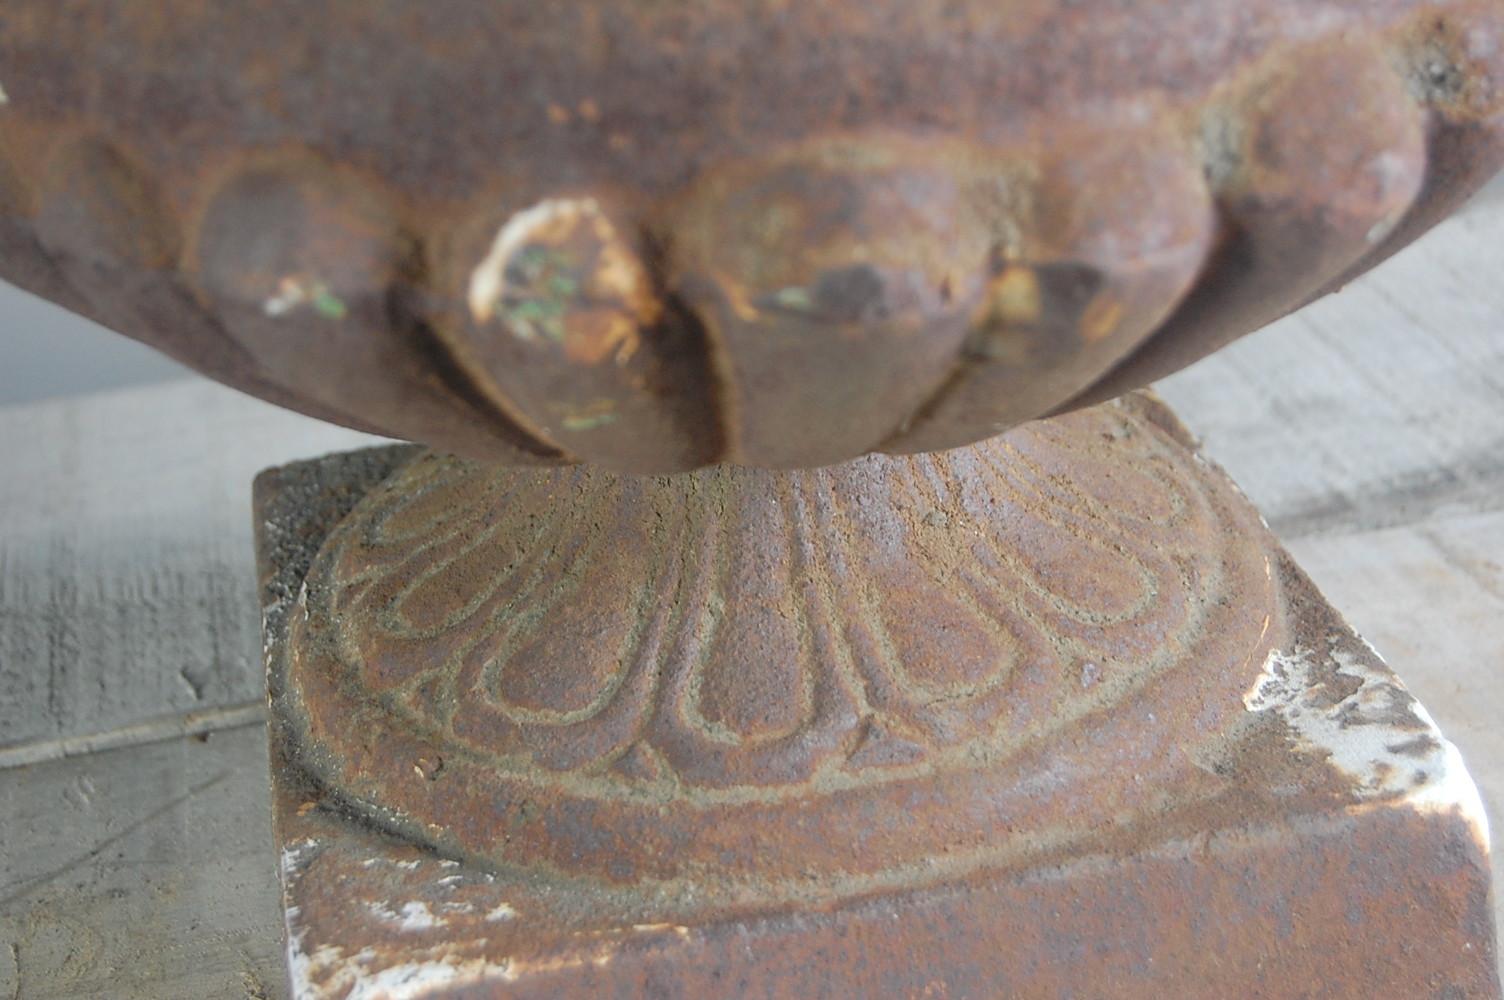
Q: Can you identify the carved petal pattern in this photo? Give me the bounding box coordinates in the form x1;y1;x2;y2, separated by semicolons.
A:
282;398;1280;893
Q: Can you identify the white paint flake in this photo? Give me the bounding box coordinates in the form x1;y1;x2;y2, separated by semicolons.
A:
285;927;516;1000
1244;644;1490;851
364;900;446;933
342;959;518;1000
468;197;598;323
280;839;318;876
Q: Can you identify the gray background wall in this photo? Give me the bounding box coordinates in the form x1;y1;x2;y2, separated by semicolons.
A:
0;285;188;405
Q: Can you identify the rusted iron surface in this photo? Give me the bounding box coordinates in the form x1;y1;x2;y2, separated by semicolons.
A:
3;2;1503;471
257;395;1498;998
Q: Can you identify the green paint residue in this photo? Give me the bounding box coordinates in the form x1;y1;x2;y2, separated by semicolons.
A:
562;411;619;432
264;275;349;322
312;287;349;320
503;298;567;343
502;245;579;344
773;286;814;311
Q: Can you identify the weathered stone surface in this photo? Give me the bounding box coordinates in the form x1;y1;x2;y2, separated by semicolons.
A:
3;2;1503;470
256;395;1498;998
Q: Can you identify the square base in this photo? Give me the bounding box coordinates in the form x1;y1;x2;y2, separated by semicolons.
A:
254;401;1498;999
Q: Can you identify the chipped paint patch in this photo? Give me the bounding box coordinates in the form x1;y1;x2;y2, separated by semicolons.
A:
559;396;616;430
469;198;600;324
286;925;516;1000
343;958;517;1000
364;901;446;933
467;196;656;365
264;275;348;320
1244;645;1490;849
280;839;319;876
356;855;423;872
986;266;1043;325
1404;698;1490;850
486;903;517;922
630;923;693;939
1366;214;1402;245
771;285;815;311
1081;296;1125;343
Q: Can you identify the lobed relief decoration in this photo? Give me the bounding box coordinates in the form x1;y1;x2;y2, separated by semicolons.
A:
279;399;1289;912
0;2;1501;471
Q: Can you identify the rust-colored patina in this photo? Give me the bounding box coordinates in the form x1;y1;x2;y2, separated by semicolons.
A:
9;5;1498;995
3;1;1503;471
256;397;1498;998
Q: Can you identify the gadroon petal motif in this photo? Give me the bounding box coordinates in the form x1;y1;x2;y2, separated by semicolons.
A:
3;2;1502;470
279;398;1284;904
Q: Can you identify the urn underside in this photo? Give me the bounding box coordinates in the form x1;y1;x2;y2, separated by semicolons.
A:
3;1;1504;471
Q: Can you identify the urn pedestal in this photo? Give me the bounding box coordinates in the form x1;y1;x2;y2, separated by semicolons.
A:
254;395;1497;999
5;3;1503;996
